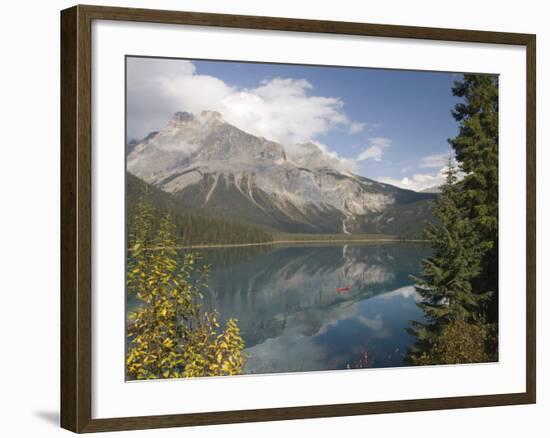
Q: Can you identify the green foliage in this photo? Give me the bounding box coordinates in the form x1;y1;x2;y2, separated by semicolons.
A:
126;172;273;247
126;191;246;380
408;74;499;365
449;74;499;320
181;317;245;377
412;161;490;324
361;197;436;238
408;161;491;363
171;211;272;247
409;318;497;366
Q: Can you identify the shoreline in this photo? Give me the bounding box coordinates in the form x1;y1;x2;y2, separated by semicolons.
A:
135;238;429;251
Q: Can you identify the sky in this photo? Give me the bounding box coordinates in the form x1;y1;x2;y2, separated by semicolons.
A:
126;56;464;191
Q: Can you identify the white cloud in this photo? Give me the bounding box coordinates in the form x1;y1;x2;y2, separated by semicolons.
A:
368;137;392;148
159;73;234;115
377;153;463;192
219;78;350;148
357;146;383;161
378;285;420;301
310;141;358;173
126;58;205;138
127;58;363;174
377;172;445;192
356;137;392;162
349;122;366;134
357;314;383;331
355;121;382;133
419;153;451;168
377;162;457;192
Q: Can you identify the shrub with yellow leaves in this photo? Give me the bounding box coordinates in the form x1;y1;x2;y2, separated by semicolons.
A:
126;192;245;380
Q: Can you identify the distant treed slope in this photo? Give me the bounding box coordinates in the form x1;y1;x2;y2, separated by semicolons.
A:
333;172;435;236
360;198;435;238
170;169;435;235
126;173;273;246
173;172;346;234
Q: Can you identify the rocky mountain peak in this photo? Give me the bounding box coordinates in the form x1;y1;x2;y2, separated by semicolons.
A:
289;141;341;170
171;110;225;126
199;110;223;120
171;111;194;123
126;110;434;235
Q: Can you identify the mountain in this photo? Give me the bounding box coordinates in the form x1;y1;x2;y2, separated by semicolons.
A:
127;110;435;235
126;172;272;246
127;131;158;155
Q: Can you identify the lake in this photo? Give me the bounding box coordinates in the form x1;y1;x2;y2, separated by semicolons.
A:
196;243;431;375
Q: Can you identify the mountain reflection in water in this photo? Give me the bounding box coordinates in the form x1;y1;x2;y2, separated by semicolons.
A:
196;243;431;374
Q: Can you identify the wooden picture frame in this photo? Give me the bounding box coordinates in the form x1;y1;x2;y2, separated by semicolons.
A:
61;4;536;433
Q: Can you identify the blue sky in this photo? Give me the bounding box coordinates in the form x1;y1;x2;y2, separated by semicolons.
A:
127;57;462;191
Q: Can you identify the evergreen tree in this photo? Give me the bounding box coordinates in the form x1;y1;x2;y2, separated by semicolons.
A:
408;159;491;364
408;74;499;365
449;74;499;321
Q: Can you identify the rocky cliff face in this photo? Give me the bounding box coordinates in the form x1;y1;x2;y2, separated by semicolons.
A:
127;111;434;234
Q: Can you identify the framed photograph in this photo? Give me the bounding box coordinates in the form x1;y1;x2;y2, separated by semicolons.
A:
60;4;536;433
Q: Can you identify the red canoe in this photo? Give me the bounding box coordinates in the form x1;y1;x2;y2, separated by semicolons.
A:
335;286;351;293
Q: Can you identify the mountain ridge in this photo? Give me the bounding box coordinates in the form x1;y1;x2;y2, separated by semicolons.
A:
127;111;434;236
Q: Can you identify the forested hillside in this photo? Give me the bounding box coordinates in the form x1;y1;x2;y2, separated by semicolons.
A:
126;172;273;246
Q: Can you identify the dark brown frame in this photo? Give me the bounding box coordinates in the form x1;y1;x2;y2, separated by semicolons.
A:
61;4;536;433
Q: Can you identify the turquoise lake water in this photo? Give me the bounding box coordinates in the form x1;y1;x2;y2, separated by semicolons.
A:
198;243;430;374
